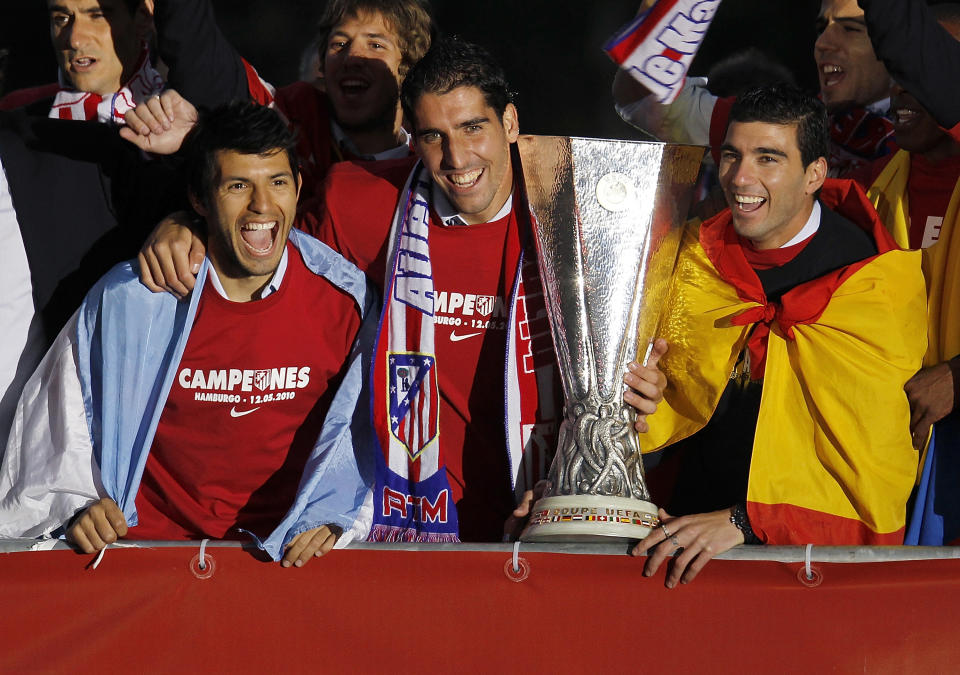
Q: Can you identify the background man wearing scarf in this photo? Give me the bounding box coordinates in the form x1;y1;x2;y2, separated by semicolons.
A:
633;84;925;588
1;0;158;119
2;0;268;124
613;0;896;181
0;2;206;456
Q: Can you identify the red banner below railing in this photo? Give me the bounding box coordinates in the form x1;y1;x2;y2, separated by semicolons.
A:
1;541;959;673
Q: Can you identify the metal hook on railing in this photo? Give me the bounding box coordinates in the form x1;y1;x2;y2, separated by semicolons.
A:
189;539;216;579
504;540;531;582
796;543;823;587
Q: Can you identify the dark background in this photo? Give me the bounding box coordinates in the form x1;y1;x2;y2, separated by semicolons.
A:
3;0;822;138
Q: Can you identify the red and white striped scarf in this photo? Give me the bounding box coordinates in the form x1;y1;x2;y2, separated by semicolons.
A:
49;45;163;124
605;0;723;104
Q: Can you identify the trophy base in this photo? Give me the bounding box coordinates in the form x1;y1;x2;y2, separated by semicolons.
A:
520;495;659;543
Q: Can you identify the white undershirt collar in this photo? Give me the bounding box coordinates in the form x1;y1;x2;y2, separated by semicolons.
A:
780;200;821;248
207;246;288;301
431;186;513;227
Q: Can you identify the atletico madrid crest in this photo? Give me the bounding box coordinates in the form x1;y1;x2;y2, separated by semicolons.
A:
388;352;439;460
475;294;495;317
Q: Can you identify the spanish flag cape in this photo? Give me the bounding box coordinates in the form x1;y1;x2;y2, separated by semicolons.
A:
867;148;960;365
639;179;927;544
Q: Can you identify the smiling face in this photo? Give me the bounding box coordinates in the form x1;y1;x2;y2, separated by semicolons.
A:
719;121;827;250
323;10;403;132
889;16;960;160
411;85;518;225
889;85;951;156
48;0;142;95
192;149;300;299
813;0;890;112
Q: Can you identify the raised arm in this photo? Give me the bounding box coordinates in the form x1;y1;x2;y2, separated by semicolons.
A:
154;0;273;108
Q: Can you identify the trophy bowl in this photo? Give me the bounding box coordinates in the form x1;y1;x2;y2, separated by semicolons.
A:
517;136;704;542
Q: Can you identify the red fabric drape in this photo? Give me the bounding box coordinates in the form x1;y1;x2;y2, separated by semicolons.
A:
1;546;958;673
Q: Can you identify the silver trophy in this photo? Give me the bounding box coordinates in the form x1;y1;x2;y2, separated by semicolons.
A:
518;136;704;542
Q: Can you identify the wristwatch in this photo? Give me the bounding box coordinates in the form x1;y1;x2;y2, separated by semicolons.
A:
730;503;761;545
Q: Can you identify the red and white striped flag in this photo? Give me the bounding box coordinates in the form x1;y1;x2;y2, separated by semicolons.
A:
605;0;722;103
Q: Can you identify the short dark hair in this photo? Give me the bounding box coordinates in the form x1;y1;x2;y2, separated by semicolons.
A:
183;101;299;207
706;48;796;98
401;36;514;126
727;83;829;168
317;0;434;77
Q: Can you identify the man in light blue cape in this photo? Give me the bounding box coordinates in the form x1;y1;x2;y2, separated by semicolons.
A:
0;102;377;567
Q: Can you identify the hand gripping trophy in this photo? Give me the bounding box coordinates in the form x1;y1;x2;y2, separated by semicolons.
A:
518;136;704;542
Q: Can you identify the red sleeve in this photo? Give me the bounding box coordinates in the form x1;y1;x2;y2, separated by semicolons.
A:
242;60;274;106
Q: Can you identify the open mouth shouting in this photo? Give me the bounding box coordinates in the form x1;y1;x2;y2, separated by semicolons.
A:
819;63;844;88
337;75;371;98
239;221;278;256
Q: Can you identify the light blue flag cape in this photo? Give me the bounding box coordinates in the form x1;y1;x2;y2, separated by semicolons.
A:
75;228;377;560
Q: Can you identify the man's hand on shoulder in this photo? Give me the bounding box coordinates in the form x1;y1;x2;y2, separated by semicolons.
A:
624;338;667;433
904;360;960;449
630;507;744;589
66;498;128;554
138;211;206;299
120;89;199;155
281;525;342;568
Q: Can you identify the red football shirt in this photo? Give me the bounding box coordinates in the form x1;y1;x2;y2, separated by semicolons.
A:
427;209;521;541
865;152;960;249
906;153;960;249
128;244;362;541
310;161;533;540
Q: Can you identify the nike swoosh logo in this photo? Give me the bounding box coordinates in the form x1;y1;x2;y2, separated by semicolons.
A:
230;406;261;418
450;331;482;342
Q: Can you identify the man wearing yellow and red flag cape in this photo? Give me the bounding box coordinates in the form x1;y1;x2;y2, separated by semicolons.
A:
633;84;927;588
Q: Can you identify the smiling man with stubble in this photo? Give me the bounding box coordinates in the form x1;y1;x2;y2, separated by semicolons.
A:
632;83;926;588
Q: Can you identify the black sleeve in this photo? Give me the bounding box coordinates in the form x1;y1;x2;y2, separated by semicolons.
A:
154;0;253;109
859;0;960;129
0;112;187;340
